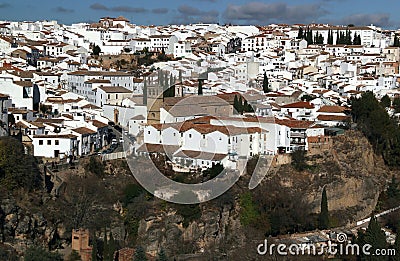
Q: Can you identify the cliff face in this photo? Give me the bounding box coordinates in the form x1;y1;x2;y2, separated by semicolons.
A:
136;131;392;259
136;204;245;259
0;131;394;260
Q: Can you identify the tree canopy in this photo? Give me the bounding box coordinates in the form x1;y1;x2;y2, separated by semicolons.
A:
0;137;41;191
351;92;400;167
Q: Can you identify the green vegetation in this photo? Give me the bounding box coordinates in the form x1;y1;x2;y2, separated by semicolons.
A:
67;250;81;261
198;79;203;95
357;215;387;261
123;183;144;206
351;91;400;167
92;45;101;56
0;137;41;191
157;248;168;261
393;35;400;47
318;187;329;229
291;149;308;171
24;246;63;261
239;192;261;227
203;163;224;179
262;72;270;93
233;95;254;114
381;94;392;108
134;245;148;261
175;204;202;227
85;156;105;177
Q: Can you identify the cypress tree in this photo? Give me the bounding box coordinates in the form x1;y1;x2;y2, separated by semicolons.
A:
143;77;147;105
318;186;329;229
197;79;203;95
238;96;244;114
234;95;240;114
297;27;304;39
365;215;387;259
262;72;269;93
107;231;116;261
103;228;109;260
91;235;98;261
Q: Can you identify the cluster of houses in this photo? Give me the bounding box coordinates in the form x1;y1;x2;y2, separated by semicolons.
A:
0;16;399;169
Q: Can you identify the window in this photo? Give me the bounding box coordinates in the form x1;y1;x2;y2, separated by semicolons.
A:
39;140;43;145
47;140;51;145
55;140;59;145
189;134;192;138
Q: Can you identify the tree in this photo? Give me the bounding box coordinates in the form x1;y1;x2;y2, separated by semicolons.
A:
107;231;117;261
393;35;400;47
103;228;109;261
203;163;224;179
364;215;387;260
291;149;307;171
24;246;63;261
393;97;400;113
318;187;329;229
67;250;81;261
0;137;41;191
91;235;98;261
134;246;147;261
233;95;240;114
238;96;244;114
197;79;203;95
262;72;270;93
380;94;391;108
85;156;105;177
92;45;101;56
157;248;168;261
387;176;399;199
297;27;304;39
142;78;147;105
327;29;334;45
392;231;400;261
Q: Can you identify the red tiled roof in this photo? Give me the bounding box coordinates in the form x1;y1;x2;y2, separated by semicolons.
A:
91;120;108;128
282;101;314;109
317;115;350;121
317;105;349;113
73;127;97;135
275;119;314;129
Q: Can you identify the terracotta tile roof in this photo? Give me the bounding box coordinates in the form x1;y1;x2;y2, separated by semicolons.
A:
98;86;132;93
8;108;30;114
73;127;97;135
130;115;146;120
33;134;77;139
174;150;227;161
275;119;314;129
317;105;349;113
35;118;64;124
317;115;350;121
13;81;33;87
281;101;314;109
91;120;108;128
81;104;102;109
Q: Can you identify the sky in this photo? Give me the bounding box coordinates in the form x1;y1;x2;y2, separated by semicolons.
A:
0;0;399;28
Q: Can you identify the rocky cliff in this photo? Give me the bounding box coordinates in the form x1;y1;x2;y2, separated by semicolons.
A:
0;130;396;260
